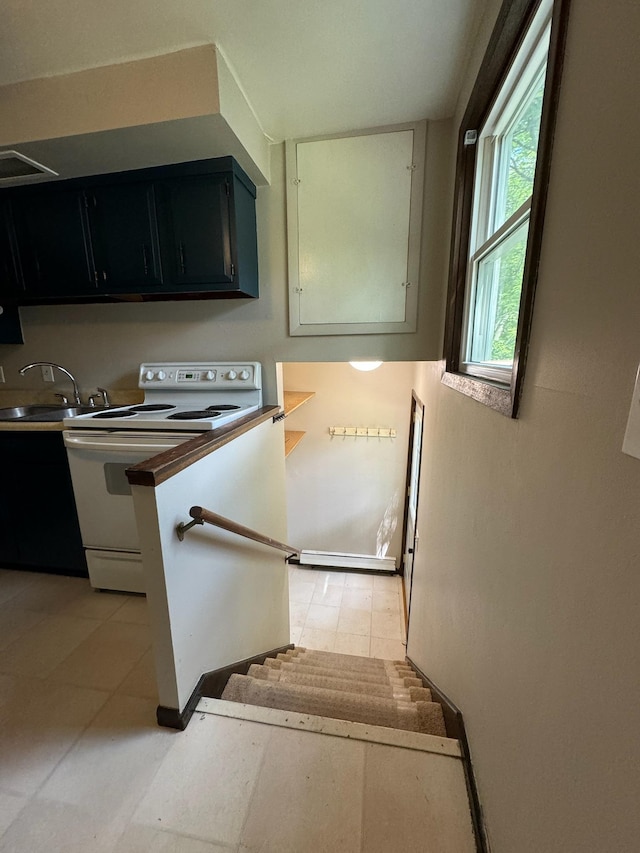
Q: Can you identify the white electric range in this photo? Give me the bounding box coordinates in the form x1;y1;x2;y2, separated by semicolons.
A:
62;362;263;593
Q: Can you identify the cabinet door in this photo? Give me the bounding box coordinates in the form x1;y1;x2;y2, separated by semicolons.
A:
0;303;24;344
0;198;23;297
159;175;234;289
12;190;96;298
88;183;162;292
0;435;19;564
12;433;87;575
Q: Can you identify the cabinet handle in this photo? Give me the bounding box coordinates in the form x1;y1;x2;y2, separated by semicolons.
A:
178;242;186;275
142;244;149;276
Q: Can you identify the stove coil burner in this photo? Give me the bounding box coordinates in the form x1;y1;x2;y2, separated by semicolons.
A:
166;410;222;420
128;404;176;412
91;410;138;419
206;405;240;411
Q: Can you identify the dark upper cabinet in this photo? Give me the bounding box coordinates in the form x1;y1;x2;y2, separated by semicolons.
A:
156;165;258;297
12;189;96;298
0;303;24;344
0;198;23;297
88;182;163;292
0;157;258;304
159;175;232;290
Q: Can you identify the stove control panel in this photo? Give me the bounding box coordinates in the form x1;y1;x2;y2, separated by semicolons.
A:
138;362;261;391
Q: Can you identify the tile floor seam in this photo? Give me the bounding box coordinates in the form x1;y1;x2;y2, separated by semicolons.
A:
22;684;112;803
358;741;371;853
104;636;154;697
233;718;277;850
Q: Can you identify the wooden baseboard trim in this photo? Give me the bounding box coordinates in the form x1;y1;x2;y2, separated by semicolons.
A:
407;658;488;853
156;672;207;731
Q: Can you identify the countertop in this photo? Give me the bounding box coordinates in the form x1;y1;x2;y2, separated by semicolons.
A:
0;389;142;432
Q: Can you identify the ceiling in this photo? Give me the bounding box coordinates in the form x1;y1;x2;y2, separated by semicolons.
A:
0;0;486;142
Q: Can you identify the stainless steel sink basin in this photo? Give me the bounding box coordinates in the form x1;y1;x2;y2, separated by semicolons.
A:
0;405;61;420
20;406;100;421
0;405;109;422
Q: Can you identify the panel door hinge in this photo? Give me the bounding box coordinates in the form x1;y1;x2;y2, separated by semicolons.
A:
225;180;230;196
230;263;235;278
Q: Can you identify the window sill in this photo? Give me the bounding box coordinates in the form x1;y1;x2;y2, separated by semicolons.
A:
441;369;515;418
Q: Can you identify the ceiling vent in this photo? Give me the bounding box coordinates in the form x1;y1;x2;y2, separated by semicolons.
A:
0;151;58;182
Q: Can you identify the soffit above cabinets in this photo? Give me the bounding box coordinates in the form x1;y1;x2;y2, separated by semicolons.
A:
0;47;270;187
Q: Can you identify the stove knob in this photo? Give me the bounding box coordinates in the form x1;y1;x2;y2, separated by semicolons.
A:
205;370;216;381
156;370;167;381
239;370;250;380
226;370;237;380
144;370;155;381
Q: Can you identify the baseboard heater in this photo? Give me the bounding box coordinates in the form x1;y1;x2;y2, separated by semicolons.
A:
295;549;396;572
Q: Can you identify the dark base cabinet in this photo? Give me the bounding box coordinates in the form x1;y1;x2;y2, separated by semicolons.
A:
0;157;258;305
0;432;87;577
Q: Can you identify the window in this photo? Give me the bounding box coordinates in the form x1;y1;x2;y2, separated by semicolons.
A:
442;0;571;417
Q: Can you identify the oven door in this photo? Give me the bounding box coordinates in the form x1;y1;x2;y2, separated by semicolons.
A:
63;429;197;552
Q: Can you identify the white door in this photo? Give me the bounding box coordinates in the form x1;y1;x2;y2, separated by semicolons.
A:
403;396;424;623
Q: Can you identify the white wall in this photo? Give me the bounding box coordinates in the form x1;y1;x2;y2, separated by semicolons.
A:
132;417;290;712
408;2;640;851
283;362;416;560
1;121;452;406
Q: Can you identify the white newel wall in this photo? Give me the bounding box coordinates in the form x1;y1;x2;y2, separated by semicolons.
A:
131;417;290;713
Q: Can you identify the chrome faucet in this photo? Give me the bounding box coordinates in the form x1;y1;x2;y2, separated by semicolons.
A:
88;387;110;408
19;362;82;406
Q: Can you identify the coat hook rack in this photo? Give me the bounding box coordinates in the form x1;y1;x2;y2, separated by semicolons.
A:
329;426;396;438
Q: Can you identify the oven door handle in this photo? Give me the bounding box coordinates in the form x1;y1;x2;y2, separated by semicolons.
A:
63;435;186;453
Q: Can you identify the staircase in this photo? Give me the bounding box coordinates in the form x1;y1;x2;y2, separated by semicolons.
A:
221;646;447;737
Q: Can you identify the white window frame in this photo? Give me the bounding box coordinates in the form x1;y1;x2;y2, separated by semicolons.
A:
442;0;571;418
460;3;552;385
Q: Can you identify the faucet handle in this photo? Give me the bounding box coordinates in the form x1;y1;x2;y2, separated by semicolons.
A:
96;387;110;406
88;387;110;408
54;393;69;406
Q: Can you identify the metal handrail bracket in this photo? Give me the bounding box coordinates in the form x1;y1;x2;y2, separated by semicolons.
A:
176;517;204;541
175;505;301;559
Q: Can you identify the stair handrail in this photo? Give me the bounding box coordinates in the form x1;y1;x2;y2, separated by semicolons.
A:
176;505;301;559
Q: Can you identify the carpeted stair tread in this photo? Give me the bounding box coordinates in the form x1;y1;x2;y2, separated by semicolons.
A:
274;653;394;676
247;663;432;702
222;673;446;735
302;652;415;681
264;657;423;688
291;648;398;669
276;654;390;675
266;659;404;686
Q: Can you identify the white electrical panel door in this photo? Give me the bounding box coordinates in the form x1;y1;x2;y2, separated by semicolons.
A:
286;123;425;336
623;364;640;460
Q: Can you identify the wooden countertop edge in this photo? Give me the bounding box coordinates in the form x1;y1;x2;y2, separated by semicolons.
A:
0;421;66;431
126;406;280;487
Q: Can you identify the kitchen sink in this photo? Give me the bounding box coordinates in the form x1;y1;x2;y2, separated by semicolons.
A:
0;405;61;420
0;405;109;422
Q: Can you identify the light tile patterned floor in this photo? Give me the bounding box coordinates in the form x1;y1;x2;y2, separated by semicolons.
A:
288;566;407;660
0;568;474;852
